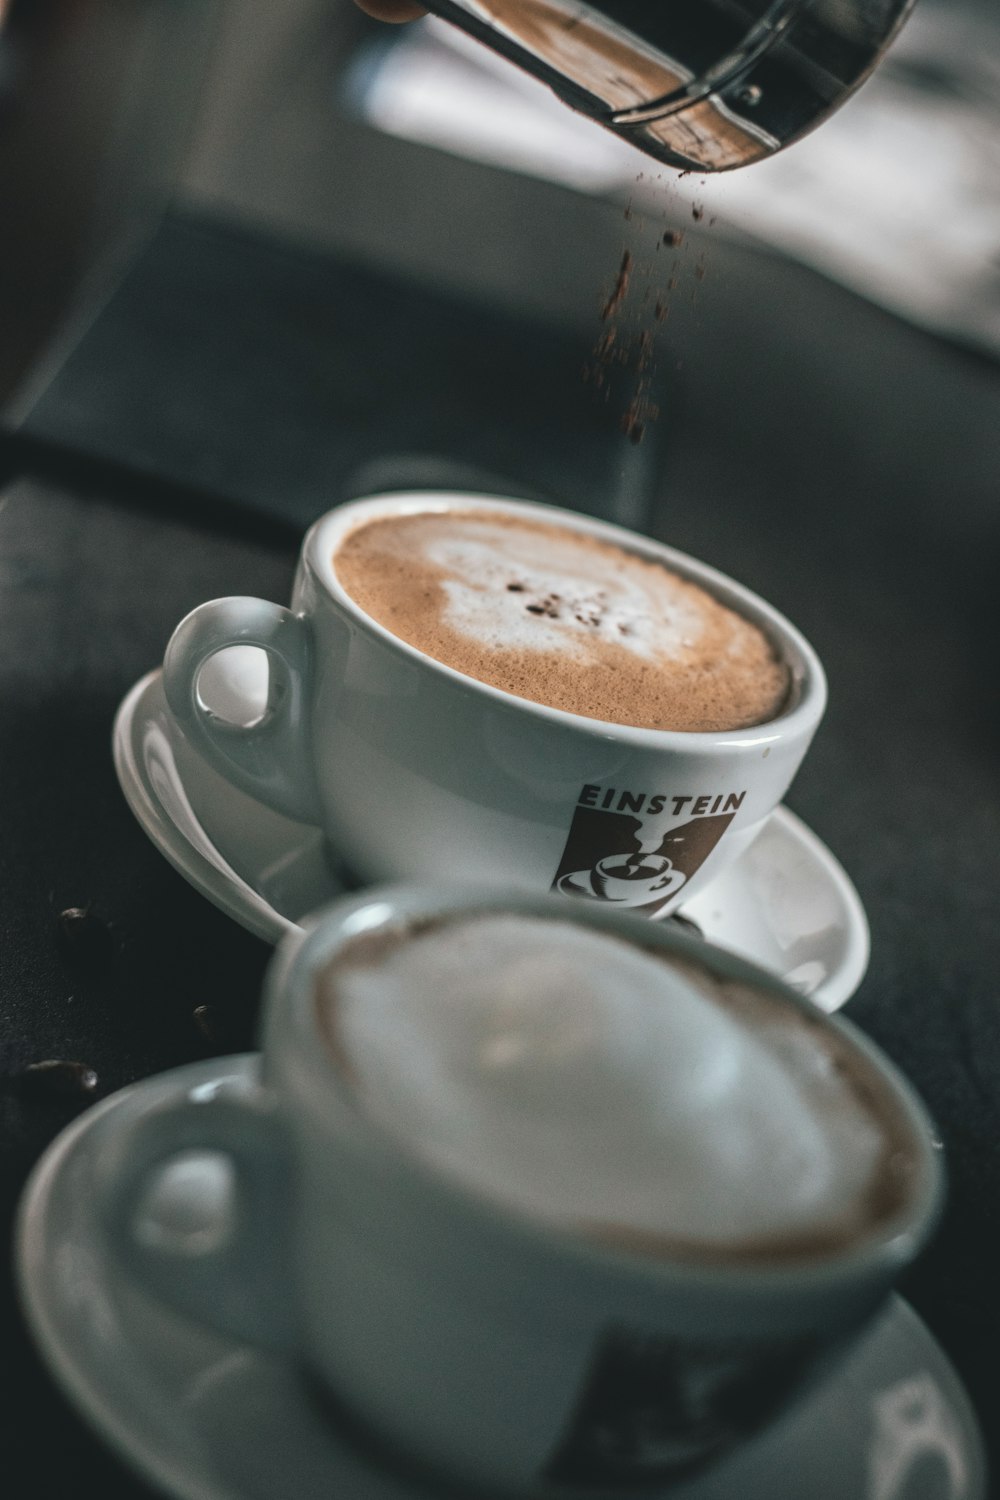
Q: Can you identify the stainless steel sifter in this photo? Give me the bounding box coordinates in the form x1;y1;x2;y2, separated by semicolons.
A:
421;0;916;170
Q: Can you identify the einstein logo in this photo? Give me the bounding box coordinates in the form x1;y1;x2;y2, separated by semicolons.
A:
543;1323;816;1485
551;783;745;917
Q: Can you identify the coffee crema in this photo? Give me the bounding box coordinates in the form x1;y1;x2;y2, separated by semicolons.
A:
333;511;789;733
316;914;918;1266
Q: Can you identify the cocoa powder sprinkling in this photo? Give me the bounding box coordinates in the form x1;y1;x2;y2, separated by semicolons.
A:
586;178;713;444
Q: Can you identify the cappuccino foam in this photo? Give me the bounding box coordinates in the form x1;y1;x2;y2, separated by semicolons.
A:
317;915;911;1263
333;511;789;732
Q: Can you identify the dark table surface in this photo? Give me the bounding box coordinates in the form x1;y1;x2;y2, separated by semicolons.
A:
1;211;999;1498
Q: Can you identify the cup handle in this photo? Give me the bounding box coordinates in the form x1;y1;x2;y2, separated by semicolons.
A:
96;1091;297;1352
163;597;321;824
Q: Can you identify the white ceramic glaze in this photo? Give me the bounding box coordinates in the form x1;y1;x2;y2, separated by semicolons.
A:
17;1062;982;1500
161;494;827;920
85;887;941;1496
113;669;869;1011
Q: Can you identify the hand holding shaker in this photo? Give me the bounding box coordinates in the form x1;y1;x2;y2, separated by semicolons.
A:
96;887;943;1495
163;493;826;921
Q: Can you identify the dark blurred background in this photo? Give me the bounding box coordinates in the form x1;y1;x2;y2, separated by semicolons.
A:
2;0;998;518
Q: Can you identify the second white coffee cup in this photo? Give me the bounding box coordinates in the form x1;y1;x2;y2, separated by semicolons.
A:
94;885;941;1495
163;493;826;919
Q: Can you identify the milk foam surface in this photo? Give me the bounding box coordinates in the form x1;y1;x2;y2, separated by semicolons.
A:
334;511;790;732
320;915;886;1253
424;524;706;663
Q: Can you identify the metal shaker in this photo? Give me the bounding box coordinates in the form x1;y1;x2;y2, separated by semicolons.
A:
421;0;915;170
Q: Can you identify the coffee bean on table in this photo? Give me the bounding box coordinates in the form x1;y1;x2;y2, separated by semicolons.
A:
20;1059;100;1099
57;906;116;970
193;1004;223;1044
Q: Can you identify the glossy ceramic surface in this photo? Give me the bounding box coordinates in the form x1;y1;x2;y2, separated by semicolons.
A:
113;670;869;1012
17;1056;985;1500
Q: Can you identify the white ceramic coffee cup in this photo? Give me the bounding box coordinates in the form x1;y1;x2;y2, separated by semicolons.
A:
163;493;826;919
96;886;942;1496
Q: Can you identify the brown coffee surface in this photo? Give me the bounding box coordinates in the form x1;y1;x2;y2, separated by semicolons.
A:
334;511;789;732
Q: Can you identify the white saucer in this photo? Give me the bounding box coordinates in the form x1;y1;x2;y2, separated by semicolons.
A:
17;1056;986;1500
113;669;870;1012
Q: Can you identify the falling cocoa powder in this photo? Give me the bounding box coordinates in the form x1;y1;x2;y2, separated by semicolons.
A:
600;250;633;322
586;177;713;444
621;390;661;445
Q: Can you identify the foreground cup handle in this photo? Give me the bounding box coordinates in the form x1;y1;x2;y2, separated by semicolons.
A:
163;597;321;824
97;1092;297;1352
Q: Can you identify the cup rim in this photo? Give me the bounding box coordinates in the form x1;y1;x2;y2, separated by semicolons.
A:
302;491;827;748
270;884;944;1299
